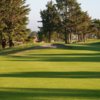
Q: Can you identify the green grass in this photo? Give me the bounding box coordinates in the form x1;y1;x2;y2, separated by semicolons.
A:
0;40;100;100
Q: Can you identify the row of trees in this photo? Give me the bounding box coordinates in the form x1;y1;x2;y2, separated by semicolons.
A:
0;0;100;48
39;0;100;43
0;0;30;48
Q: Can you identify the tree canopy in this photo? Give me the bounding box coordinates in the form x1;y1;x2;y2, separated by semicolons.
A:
39;0;98;43
0;0;30;48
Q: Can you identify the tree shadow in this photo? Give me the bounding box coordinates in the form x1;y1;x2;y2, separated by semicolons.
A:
28;53;100;56
0;46;36;55
8;54;100;62
0;71;100;78
0;42;100;56
68;45;100;52
0;45;52;56
0;88;100;100
0;42;100;63
86;42;100;46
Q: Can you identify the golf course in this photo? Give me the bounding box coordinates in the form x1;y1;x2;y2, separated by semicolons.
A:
0;0;100;99
0;40;100;100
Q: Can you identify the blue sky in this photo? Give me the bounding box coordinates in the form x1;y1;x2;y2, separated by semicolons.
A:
26;0;100;31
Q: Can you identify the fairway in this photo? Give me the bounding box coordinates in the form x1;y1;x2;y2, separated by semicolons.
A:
0;41;100;100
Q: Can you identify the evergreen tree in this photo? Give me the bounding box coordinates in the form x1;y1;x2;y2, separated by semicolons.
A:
92;19;100;39
56;0;82;43
40;1;60;42
56;0;92;43
0;0;7;48
76;11;91;42
0;0;30;48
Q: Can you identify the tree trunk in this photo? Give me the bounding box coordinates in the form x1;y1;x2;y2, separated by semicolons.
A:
0;32;7;49
69;33;72;43
64;31;67;44
0;32;3;48
48;31;51;43
97;32;100;39
83;34;86;42
8;34;14;47
78;34;81;42
0;32;3;45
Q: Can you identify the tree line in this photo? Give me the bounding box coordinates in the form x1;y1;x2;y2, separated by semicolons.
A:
39;0;100;43
0;0;100;49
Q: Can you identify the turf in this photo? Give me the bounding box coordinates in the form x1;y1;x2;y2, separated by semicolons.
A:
0;40;100;100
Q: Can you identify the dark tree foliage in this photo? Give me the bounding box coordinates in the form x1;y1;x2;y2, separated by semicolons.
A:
40;1;60;42
40;0;94;43
0;0;30;48
92;19;100;39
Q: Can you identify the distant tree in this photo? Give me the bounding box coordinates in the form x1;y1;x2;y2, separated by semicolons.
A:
92;19;100;39
39;0;98;44
76;11;91;42
56;0;92;43
40;1;60;42
56;0;83;43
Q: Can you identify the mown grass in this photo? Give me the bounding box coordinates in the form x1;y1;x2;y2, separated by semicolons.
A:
0;40;100;100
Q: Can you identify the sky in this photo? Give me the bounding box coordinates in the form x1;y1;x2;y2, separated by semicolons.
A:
26;0;100;31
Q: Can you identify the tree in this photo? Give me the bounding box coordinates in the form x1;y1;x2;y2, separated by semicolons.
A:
40;1;60;42
56;0;83;43
92;19;100;39
76;11;91;42
0;0;30;48
56;0;92;43
0;0;7;48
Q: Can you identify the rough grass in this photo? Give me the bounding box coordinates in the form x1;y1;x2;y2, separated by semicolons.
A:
0;40;100;100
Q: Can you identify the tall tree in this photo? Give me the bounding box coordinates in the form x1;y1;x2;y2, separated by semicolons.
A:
76;11;91;42
0;0;7;47
56;0;83;43
92;19;100;39
40;1;60;42
56;0;92;43
0;0;30;48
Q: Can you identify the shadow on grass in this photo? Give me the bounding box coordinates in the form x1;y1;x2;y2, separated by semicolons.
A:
8;54;100;62
0;45;54;56
0;43;100;63
0;42;100;56
71;45;100;52
87;42;100;46
0;71;100;78
0;88;100;100
28;53;100;56
0;46;36;55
